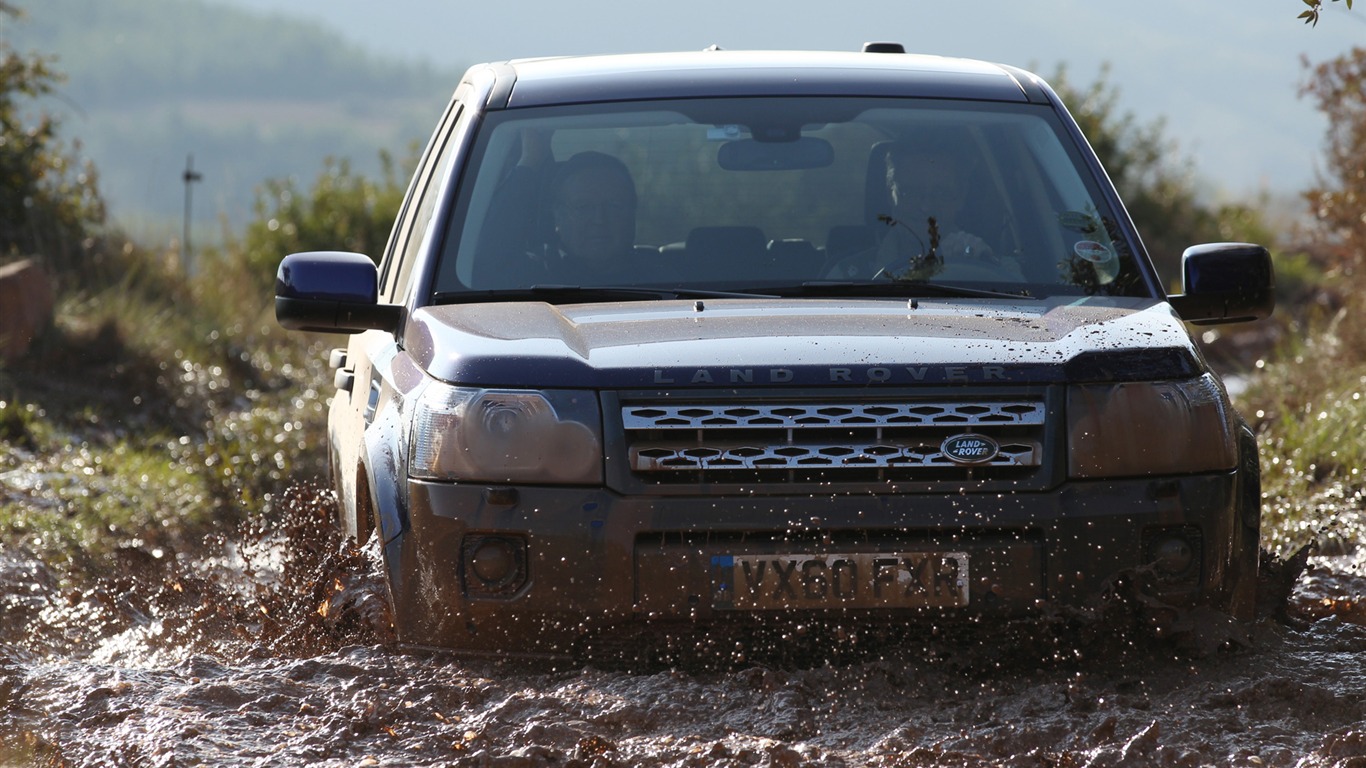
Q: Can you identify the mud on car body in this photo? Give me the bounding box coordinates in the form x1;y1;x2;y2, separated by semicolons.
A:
275;44;1274;657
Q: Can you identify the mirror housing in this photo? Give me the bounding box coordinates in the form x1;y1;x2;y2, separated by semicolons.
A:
1167;243;1274;325
274;251;404;334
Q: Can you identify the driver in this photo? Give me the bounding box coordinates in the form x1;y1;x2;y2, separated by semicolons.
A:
543;151;639;283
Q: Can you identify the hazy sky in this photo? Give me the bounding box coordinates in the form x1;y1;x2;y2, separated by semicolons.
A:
226;0;1364;199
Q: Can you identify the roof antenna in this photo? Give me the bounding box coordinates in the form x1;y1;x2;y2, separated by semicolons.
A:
862;42;906;54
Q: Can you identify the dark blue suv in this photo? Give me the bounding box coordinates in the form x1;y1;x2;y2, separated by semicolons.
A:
276;44;1273;658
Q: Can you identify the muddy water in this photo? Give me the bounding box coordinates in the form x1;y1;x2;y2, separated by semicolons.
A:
3;487;1365;767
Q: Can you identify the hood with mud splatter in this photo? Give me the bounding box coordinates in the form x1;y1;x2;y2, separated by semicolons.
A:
404;295;1199;388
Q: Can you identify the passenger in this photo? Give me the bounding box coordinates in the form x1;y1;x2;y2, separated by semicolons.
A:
880;142;991;267
829;141;1017;280
544;151;639;283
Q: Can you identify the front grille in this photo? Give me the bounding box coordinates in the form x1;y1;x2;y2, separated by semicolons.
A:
621;398;1047;485
622;402;1044;429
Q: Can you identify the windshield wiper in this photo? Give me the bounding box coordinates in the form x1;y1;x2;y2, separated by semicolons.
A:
432;284;779;305
774;280;1035;301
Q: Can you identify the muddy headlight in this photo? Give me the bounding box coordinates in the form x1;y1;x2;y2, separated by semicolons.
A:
409;385;602;484
1067;374;1236;478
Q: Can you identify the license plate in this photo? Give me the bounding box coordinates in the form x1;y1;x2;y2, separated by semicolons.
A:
710;552;969;610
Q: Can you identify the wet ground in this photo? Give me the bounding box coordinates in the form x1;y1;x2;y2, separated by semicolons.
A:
2;485;1365;767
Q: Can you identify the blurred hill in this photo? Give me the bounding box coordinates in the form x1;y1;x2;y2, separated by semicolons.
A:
4;0;458;245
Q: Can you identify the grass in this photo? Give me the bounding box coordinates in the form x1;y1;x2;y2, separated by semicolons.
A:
1237;296;1366;555
0;241;333;572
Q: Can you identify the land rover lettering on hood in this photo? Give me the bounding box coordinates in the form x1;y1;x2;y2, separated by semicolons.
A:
274;44;1274;659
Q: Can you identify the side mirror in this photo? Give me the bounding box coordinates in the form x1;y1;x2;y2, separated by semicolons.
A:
274;251;404;334
1167;243;1274;325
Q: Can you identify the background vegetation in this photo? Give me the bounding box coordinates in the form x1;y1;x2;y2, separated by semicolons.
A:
0;20;104;278
1048;67;1283;290
0;3;339;566
0;1;1362;580
1238;46;1366;555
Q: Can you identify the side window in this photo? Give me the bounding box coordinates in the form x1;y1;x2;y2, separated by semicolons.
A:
378;94;466;303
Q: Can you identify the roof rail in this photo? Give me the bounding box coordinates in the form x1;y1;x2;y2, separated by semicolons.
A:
862;42;906;54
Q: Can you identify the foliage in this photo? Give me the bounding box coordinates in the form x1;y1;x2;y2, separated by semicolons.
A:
1238;300;1366;551
1301;47;1366;275
236;154;408;290
1299;0;1354;26
0;239;333;561
1242;46;1366;549
0;0;339;554
0;4;106;274
0;0;382;562
1049;65;1270;286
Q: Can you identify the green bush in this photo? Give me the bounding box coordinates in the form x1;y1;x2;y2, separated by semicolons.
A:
0;6;106;277
237;153;408;290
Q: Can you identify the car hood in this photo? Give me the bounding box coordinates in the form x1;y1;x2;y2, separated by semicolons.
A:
404;296;1201;388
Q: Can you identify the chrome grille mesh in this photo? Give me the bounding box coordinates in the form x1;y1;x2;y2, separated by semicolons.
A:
623;400;1046;476
623;402;1045;430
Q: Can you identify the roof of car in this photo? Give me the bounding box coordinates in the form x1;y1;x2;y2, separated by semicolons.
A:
473;49;1049;109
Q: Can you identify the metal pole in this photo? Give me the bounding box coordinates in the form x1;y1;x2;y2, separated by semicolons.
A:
182;154;202;275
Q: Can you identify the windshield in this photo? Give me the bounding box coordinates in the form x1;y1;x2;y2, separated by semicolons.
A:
431;96;1149;301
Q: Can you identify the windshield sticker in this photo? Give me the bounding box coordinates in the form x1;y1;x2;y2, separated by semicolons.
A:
1074;240;1114;264
1069;240;1120;286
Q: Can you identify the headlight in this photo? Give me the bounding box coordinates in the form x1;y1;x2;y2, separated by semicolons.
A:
1068;374;1236;478
410;385;602;484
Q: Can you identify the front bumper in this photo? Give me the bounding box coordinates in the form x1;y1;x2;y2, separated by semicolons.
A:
385;471;1254;656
